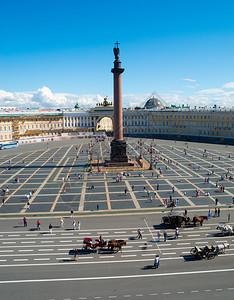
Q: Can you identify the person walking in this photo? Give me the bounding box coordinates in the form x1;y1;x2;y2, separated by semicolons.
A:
124;188;127;195
157;231;161;242
228;213;231;222
60;217;64;228
77;220;81;231
72;220;76;230
49;224;53;234
70;209;74;218
215;198;219;205
23;217;27;227
154;255;160;269
37;220;41;230
175;227;179;239
218;208;221;217
164;230;167;242
137;229;142;239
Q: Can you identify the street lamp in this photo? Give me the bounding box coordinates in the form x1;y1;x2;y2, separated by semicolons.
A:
149;142;153;170
139;139;143;159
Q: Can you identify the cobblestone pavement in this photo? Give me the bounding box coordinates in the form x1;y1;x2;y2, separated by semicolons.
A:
0;138;233;215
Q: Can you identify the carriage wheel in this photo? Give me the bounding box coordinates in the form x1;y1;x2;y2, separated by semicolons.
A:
190;248;197;256
207;252;215;260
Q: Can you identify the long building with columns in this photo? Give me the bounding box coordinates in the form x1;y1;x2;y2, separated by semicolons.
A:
0;97;234;144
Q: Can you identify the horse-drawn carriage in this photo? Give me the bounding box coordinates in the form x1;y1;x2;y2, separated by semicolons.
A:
83;237;106;251
162;211;190;227
82;237;126;253
190;243;229;260
162;212;208;227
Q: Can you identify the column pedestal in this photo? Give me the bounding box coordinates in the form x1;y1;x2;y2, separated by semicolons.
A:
110;139;128;162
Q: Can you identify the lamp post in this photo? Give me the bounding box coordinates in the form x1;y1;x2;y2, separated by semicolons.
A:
149;142;153;170
139;139;143;159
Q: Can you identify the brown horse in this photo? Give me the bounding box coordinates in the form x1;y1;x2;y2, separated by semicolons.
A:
108;239;127;252
193;216;207;226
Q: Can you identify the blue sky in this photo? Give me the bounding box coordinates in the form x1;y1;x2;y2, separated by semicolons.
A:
0;0;234;108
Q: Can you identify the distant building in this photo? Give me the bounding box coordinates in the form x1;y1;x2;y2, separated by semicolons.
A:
0;97;233;144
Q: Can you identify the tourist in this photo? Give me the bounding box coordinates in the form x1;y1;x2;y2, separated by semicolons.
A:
49;224;53;234
164;230;167;242
154;255;160;269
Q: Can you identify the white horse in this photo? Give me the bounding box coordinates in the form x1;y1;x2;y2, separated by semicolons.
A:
215;243;230;254
216;225;233;236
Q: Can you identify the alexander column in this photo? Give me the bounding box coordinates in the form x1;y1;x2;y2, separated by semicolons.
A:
110;42;128;163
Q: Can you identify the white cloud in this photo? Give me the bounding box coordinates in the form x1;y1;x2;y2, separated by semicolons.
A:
185;85;196;89
182;78;196;82
223;82;234;89
196;89;224;94
0;86;233;110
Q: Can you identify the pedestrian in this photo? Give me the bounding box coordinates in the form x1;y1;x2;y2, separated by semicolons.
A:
137;228;142;239
49;224;53;234
27;201;30;210
2;198;5;205
74;248;78;261
164;230;167;242
218;208;220;217
175;227;179;239
77;220;80;231
147;190;150;197
23;217;27;227
157;184;159;190
131;185;135;191
154;191;157;199
73;220;76;230
63;186;66;192
154;255;160;268
37;220;41;230
214;207;217;217
97;203;100;211
184;209;188;217
60;217;64;228
228;213;231;222
124;188;127;195
215;198;218;205
70;209;74;218
157;231;161;242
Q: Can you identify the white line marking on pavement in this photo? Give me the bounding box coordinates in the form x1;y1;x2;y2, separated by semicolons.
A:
100;256;115;259
188;235;200;237
121;255;137;258
21;241;36;244
0;260;7;262
61;233;74;236
8;235;20;237
162;253;176;255
3;268;234;284
114;232;126;234
0;250;13;252
41;241;54;243
2;242;16;244
149;293;158;296
227;288;234;290
60;240;73;243
97;232;109;235
13;259;28;262
144;219;161;254
177;292;184;294
182;252;190;254
177;243;190;245
205;290;211;292
26;234;38;237
142;254;155;256
38;249;54;252
18;250;33;252
34;258;50;261
78;257;94;260
191;291;198;293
